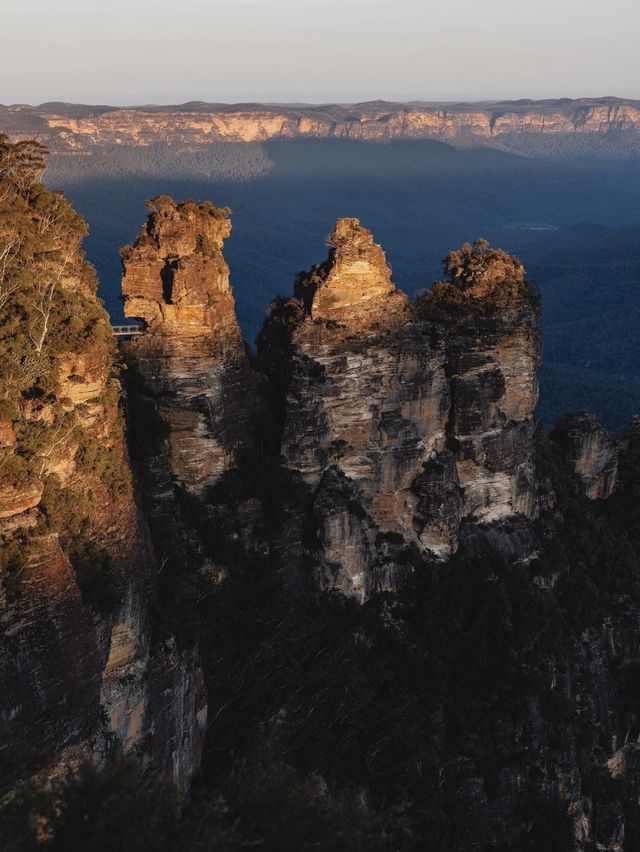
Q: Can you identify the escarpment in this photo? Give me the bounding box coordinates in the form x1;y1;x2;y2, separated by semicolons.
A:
0;138;205;797
113;206;640;850
6;98;640;158
8;160;640;851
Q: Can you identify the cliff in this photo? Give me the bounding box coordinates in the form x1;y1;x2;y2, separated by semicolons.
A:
3;97;640;157
551;411;619;500
7;178;640;850
417;240;541;526
121;196;262;494
0;138;205;797
258;224;540;598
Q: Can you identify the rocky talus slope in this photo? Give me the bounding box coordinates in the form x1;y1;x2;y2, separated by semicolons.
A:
0;139;205;797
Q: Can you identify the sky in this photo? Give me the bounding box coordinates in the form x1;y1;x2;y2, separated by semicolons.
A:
2;0;638;105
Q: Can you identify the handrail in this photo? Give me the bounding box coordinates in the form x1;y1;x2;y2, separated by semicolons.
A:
112;324;145;337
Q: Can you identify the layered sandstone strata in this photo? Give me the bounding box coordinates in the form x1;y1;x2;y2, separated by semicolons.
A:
121;196;261;493
419;240;542;525
9;99;639;154
552;412;619;500
0;160;206;794
259;226;541;598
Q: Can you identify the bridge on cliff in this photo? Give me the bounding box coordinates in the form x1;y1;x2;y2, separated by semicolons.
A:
112;324;145;338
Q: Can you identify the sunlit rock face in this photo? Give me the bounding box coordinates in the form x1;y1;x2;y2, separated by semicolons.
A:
121;196;262;493
18;100;640;157
259;225;540;599
0;158;206;797
552;412;619;500
259;218;450;598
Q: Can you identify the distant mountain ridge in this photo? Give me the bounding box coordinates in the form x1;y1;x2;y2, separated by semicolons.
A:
2;97;640;157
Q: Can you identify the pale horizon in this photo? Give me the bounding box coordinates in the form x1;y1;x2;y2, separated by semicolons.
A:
3;0;638;105
4;93;640;109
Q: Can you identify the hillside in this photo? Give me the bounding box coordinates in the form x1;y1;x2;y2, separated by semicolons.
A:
3;98;640;158
5;194;640;850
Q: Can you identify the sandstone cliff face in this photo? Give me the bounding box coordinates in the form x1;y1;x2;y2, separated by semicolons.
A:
7;99;637;157
552;411;619;500
121;197;261;494
0;144;205;795
420;241;541;526
258;225;540;598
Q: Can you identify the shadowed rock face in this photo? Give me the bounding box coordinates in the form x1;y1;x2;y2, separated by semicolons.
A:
119;213;543;603
552;412;619;500
121;197;262;493
423;241;542;525
258;225;540;598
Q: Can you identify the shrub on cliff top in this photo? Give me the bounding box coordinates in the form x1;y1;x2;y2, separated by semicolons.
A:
442;238;522;287
145;194;231;220
0;133;114;408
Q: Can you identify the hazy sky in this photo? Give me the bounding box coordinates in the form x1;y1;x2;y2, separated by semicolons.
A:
2;0;638;105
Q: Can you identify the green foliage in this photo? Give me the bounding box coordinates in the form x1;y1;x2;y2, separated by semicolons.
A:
75;434;131;500
0;725;49;796
442;238;519;287
37;478;121;614
0;534;28;602
0;133;114;408
187;750;385;852
0;450;37;491
0;399;19;421
66;533;121;615
0;759;178;852
145;194;231;220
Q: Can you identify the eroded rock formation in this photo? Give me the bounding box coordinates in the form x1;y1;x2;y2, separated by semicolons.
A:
258;225;540;598
121;196;262;494
420;240;541;525
0;145;205;796
7;164;640;850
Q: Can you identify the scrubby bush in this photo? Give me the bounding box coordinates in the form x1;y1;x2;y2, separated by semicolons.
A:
75;437;131;501
0;535;28;602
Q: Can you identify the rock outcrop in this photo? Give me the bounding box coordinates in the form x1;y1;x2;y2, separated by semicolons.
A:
551;411;619;499
420;240;541;525
6;164;640;851
121;196;262;494
258;224;540;598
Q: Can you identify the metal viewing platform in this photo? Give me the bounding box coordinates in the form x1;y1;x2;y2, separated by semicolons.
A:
112;324;145;338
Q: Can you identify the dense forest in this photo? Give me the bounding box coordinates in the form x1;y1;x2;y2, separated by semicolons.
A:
5;424;640;850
